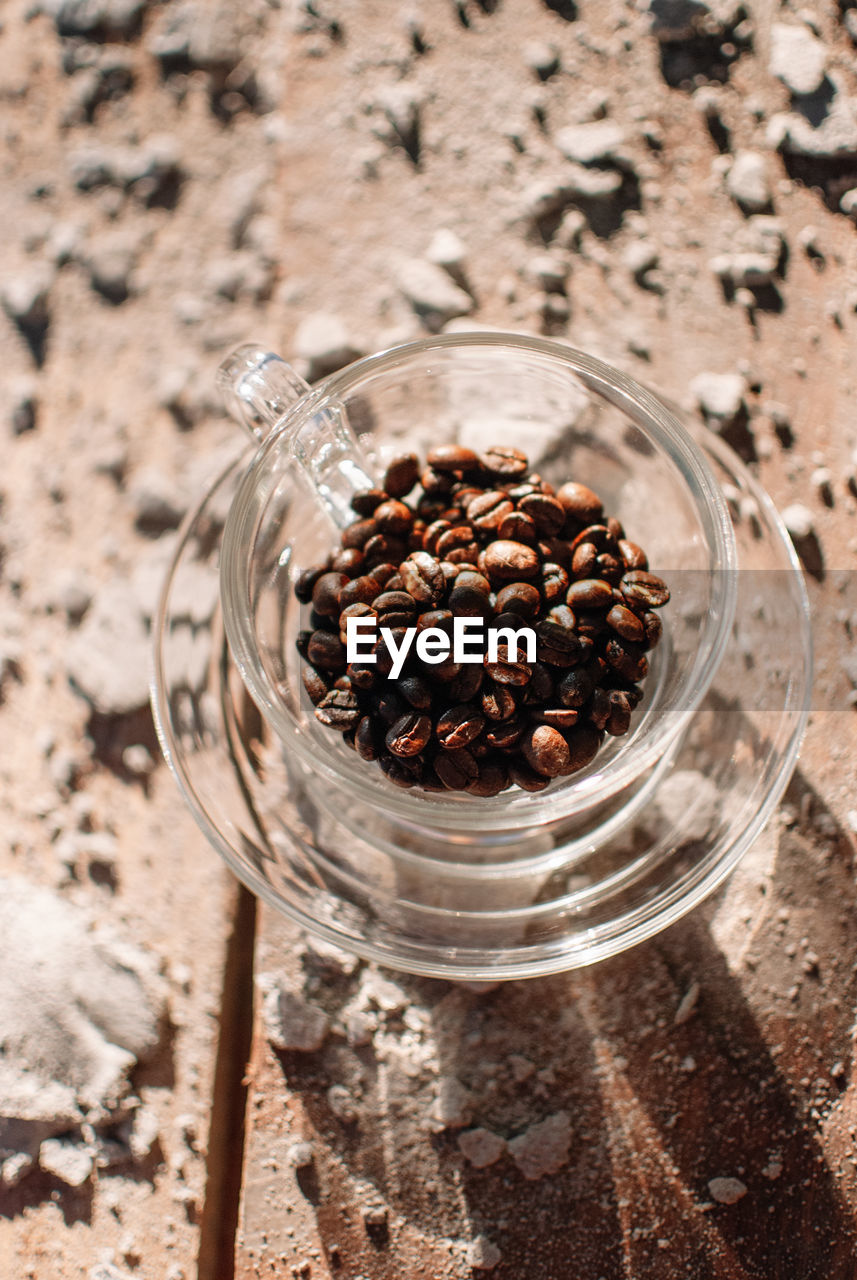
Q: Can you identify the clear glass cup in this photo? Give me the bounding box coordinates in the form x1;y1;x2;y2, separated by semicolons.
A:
219;334;738;857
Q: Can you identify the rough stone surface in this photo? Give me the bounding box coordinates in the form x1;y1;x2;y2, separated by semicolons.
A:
690;371;745;425
396;258;473;330
261;980;329;1053
64;579;152;715
769;23;827;98
726;151;771;213
457;1127;507;1168
508;1112;572;1181
708;1176;749;1205
293;312;363;381
553;121;626;166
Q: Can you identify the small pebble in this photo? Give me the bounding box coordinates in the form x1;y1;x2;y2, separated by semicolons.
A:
708;1175;748;1204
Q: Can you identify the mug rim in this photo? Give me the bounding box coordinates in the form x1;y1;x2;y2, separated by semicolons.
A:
219;331;738;828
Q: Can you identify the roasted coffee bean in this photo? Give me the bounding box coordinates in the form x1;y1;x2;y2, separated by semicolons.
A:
351;487;388;517
605;690;632;737
437;703;485;750
573;609;607;640
400;551;446;605
417;607;455;635
295;566;328;603
522;724;571;778
347;662;376;690
535;619;584;667
374;590;418;624
467;490;514;531
480;445;529;478
397;675;433;710
606;603;644;643
618;539;648;571
547;603;576;631
566;578;614;610
508;760;550;792
540;562;569;604
369;563;398;588
312;571;348;618
433;748;478;790
373;499;413;536
483;539;540;580
427;443;480;473
355;715;380;760
433;657;463;685
485;714;526;750
595;553;623;583
339;601;377;641
467;760;509;797
307;630;347;672
439;559;460;583
315;688;360;731
531;707;579;730
448;583;493;619
481;683;517;721
620;570;671;609
364;534;407;567
556;481;603;525
331;547;365;576
606;517;625;541
570;524;616;555
379;755;418;787
436;524;477;556
302;666;329;706
604;636;649;683
588;686;611;730
557;666;595;708
497;511;537;544
385;712;432;758
571;540;598;578
296;630;313;660
447;663;484;703
519;493;565;536
496;581;541;618
420;466;454;495
525;661;554;704
641;610;662;649
455;569;491;596
342;518;377;550
383;453;420;498
422;519;452;554
561;725;601;774
373;689;407;725
484;655;532;686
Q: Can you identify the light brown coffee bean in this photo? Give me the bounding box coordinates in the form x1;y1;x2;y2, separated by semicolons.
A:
620;570;671;609
383;453;420;498
556;482;604;525
483;540;540;580
426;443;480;473
566;578;614;609
606;603;645;643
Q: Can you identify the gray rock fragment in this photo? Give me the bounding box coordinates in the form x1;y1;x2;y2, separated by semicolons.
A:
396;258;473;331
38;0;147;38
726;151;771;213
468;1235;502;1270
458;1127;507;1168
767;78;857;158
65;578;152;714
840;189;857;220
293;312;363;382
429;1076;472;1131
39;1137;94;1187
690;371;745;427
781;502;815;541
553;120;626;166
526;253;568;293
69;136;183;205
2;267;53;332
708;1175;748;1204
523;39;560;79
81;231;140;304
769;23;826;98
508;1110;571;1180
262;982;329;1052
426;228;467;278
710;216;784;287
130;466;187;535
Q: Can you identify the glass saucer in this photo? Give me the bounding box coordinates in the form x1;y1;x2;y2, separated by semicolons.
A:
151;429;810;980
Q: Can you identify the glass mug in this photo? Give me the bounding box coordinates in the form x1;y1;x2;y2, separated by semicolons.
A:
155;332;808;977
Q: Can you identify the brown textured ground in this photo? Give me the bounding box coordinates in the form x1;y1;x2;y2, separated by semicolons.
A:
2;0;857;1277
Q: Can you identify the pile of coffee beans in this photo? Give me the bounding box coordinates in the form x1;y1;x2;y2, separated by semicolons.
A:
294;445;670;796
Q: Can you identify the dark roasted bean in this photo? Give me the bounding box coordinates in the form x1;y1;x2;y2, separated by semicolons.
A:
331;547;365;576
422;519;452;554
540;562;569;604
618;538;648;571
480;445;529;478
383;453;420;498
417;608;455;635
374;590;418;619
641;610;663;649
557;667;595;708
437;703;485;750
385;712;432;757
427;443;480;473
496;581;541;618
571;540;598;578
606;517;625;541
307;630;347;672
467;760;509;796
434;748;480;789
342;518;377;550
397;675;433;710
347;662;377;690
497;511;537;544
588;686;611;730
312;571;348;618
561;725;602;774
339;601;377;641
522;724;571;778
436;524;477;556
364;533;407;567
483;540;540;580
481;683;517;721
566;578;614;610
295;566;328;603
556;482;603;525
350;487;388;516
485;714;526;750
467;490;514;531
606;603;644;643
420;466;454;495
447;663;484;703
400;551;446;605
355;715;381;759
379;755;418;787
315;688;360;730
519;493;565;536
531;707;580;730
508;760;550;792
484;656;532;686
604;636;649;683
605;690;632;736
373;499;413;536
448;583;493;619
302;666;329;705
620;570;671;609
368;562;398;588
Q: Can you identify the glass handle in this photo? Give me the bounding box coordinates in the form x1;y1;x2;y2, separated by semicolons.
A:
217;344;376;529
